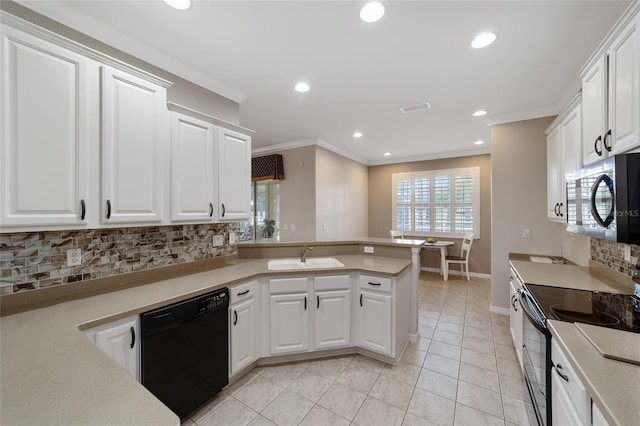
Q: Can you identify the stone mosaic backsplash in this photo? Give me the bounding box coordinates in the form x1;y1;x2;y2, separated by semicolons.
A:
590;238;640;277
0;224;238;294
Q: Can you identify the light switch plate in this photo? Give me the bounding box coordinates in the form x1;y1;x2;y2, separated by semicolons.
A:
67;248;82;267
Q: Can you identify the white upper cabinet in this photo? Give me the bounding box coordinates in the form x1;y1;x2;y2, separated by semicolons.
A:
581;6;640;165
217;128;251;221
170;112;216;222
101;66;167;224
0;25;98;229
546;95;581;223
607;15;639;155
582;56;608;165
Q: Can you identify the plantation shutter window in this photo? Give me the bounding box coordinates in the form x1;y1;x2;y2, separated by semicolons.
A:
391;167;480;237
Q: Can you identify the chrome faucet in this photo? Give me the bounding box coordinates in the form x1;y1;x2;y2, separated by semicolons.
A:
301;244;314;262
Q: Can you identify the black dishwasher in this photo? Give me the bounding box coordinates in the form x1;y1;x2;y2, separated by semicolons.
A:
141;288;229;419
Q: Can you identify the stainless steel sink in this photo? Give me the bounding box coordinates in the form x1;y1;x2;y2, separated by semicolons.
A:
267;257;345;270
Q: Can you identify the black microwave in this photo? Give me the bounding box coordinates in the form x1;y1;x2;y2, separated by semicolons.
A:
565;153;640;244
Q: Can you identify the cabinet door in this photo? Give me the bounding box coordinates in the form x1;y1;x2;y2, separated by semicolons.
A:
315;290;351;350
509;276;523;370
546;128;563;222
0;26;96;228
217;128;251;221
230;298;255;376
608;19;639;155
101;65;166;224
561;104;582;176
359;290;392;356
170;112;216;222
95;318;138;380
269;292;309;355
551;369;583;426
582;56;608;166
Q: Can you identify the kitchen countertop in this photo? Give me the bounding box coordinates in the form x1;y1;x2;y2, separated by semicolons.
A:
548;320;640;426
0;255;410;426
509;259;632;294
239;236;427;248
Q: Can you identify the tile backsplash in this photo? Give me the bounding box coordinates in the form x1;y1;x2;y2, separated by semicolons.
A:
590;238;640;277
0;224;238;294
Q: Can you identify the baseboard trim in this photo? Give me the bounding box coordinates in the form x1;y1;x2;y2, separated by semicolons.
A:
490;305;510;316
420;267;491;279
409;331;420;343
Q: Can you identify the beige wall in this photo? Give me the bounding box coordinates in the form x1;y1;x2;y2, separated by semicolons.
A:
1;1;239;123
368;155;492;274
491;117;564;310
316;147;368;239
278;145;317;240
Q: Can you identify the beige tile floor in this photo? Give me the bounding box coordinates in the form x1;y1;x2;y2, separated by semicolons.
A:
183;273;533;426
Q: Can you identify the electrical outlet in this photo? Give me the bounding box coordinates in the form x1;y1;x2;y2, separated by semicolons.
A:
212;235;224;247
364;246;374;254
624;245;632;262
322;224;327;231
522;228;531;239
67;248;82;267
229;232;237;245
290;224;296;231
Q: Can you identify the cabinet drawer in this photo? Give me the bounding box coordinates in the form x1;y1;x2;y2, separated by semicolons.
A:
314;275;350;291
269;277;309;294
230;281;256;304
359;275;392;293
551;340;590;424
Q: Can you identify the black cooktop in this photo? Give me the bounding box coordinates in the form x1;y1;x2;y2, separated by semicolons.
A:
525;283;640;333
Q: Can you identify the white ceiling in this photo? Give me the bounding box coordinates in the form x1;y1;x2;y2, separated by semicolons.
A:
17;0;631;164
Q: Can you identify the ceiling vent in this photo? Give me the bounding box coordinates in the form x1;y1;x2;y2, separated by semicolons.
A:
400;101;431;114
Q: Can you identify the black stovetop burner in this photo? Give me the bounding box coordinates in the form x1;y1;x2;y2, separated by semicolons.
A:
525;284;640;333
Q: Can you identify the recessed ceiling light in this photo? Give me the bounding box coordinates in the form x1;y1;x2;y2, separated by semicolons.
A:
475;140;485;145
353;132;363;138
163;0;191;10
472;110;488;117
360;2;385;23
384;152;391;156
294;82;310;93
471;32;497;48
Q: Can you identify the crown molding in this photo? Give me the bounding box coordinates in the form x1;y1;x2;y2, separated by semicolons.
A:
484;106;559;127
11;1;246;102
252;139;368;165
368;147;491;166
167;102;255;135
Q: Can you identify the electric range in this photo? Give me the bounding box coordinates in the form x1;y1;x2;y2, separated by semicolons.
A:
524;284;640;333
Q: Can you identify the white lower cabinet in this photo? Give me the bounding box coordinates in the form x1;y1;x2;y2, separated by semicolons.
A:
592;401;610;426
509;268;524;370
358;289;393;356
551;339;590;426
358;274;394;357
314;275;351;350
229;281;257;377
268;276;310;355
85;316;139;381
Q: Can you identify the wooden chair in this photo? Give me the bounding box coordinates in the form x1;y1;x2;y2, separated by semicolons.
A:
390;230;404;239
444;232;474;281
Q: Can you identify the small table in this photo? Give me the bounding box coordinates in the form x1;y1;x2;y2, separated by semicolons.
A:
423;241;455;276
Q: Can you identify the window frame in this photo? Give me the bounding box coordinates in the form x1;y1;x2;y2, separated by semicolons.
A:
391;167;480;238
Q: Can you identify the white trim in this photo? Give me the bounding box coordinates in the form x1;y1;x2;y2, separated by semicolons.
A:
420;267;491;280
578;0;640;77
484;105;560;127
545;92;583;135
166;102;255;135
490;305;510;316
368;147;490;166
252;138;368;165
1;11;172;88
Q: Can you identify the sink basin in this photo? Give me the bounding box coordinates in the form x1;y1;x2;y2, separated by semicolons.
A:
268;257;345;270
